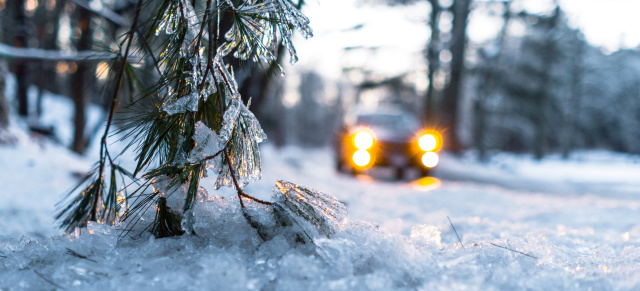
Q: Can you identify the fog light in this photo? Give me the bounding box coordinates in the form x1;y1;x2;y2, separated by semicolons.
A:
353;150;371;167
421;152;439;168
419;134;437;151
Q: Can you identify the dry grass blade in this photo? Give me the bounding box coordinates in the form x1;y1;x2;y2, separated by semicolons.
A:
33;270;67;290
447;216;464;249
489;242;538;259
66;248;98;263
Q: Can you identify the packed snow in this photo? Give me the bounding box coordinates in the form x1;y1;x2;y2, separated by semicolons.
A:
2;93;640;290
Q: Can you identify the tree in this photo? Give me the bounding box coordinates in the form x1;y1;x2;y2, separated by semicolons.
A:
473;0;512;162
440;0;470;153
56;0;346;241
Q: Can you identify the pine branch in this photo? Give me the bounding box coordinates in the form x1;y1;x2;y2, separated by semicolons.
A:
94;0;145;220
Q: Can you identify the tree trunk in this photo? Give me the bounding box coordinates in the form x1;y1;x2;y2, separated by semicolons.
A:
533;6;560;160
71;8;93;154
424;0;440;127
561;41;584;159
475;2;511;162
13;2;29;117
0;61;8;127
441;0;471;153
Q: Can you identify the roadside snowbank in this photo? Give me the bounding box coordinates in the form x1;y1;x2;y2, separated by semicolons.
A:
3;195;639;290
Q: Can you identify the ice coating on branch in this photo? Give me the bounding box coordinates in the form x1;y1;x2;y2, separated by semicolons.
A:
162;92;199;115
156;0;199;39
187;54;217;100
188;121;223;163
218;97;242;142
271;180;348;241
217;0;313;65
156;0;202;58
213;55;240;100
214;98;267;190
162;55;218;116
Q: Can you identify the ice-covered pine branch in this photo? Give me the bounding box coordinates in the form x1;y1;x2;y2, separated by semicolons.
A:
56;0;346;243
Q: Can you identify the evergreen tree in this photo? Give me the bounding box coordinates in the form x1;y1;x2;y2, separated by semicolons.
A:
56;0;346;240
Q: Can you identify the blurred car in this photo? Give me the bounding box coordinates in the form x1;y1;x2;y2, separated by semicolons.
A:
334;108;442;179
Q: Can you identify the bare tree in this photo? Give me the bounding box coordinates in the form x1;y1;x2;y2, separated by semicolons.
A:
440;0;471;153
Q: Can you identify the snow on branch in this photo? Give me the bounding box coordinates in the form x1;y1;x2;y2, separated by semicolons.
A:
0;43;140;62
69;0;129;27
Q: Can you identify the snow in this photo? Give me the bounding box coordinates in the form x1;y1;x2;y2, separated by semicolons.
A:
2;93;640;289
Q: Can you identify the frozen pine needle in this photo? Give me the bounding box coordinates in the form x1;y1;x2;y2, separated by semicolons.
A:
447;216;464;249
66;248;97;263
34;270;67;290
272;180;348;240
489;242;538;259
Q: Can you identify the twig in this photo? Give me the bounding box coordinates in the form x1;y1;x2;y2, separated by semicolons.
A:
66;248;98;263
240;193;272;205
93;0;144;221
33;270;67;290
223;149;245;207
489;242;538;259
447;216;464;249
201;149;224;162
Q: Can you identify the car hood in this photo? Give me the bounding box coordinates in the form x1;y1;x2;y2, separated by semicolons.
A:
369;126;415;143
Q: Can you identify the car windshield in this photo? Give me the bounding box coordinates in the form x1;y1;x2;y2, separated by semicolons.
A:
356;113;418;133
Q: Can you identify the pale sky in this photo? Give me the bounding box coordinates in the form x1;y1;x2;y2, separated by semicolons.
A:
290;0;640;82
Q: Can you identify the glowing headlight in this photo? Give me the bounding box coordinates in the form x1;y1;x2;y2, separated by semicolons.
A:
421;152;439;168
354;131;374;150
352;150;371;167
419;134;437;151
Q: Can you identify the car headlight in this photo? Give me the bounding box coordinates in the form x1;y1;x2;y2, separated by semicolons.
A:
352;150;371;167
419;134;437;151
421;152;439;168
354;131;374;150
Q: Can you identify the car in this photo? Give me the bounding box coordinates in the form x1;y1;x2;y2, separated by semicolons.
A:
334;108;443;179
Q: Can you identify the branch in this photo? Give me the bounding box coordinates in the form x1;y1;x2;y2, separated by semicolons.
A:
0;42;119;62
93;0;144;220
68;0;128;27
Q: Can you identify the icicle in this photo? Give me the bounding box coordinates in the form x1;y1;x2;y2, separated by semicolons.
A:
271;181;347;241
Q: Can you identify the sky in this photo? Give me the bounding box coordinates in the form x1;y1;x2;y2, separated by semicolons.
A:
291;0;640;83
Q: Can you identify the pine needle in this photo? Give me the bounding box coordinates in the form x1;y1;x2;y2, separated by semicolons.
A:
66;248;97;263
489;242;538;259
447;216;464;249
33;270;67;290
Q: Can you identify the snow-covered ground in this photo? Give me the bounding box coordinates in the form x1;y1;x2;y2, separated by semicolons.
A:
2;93;640;290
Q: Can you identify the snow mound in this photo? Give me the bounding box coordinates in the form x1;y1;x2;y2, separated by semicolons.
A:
2;194;639;290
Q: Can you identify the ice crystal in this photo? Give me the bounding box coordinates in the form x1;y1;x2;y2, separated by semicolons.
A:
271;181;347;241
217;0;313;65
